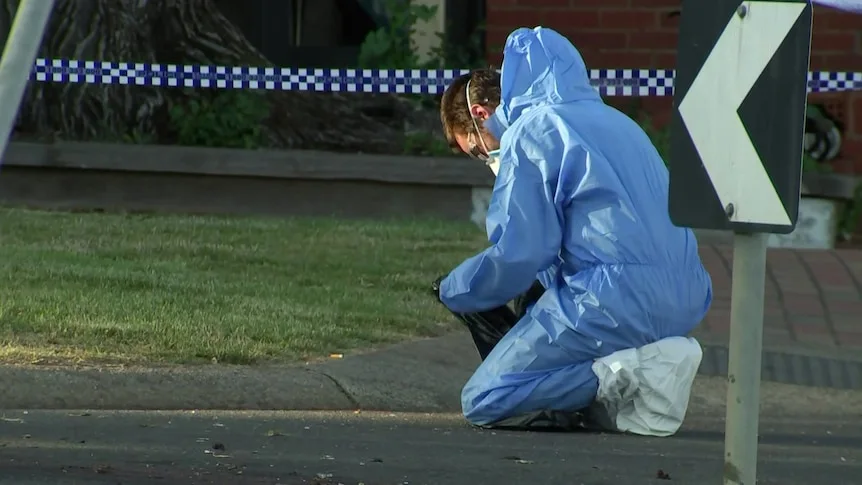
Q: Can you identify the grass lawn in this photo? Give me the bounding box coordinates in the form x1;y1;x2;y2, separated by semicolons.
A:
0;208;487;365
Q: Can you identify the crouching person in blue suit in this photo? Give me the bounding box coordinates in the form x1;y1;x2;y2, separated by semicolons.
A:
431;27;713;435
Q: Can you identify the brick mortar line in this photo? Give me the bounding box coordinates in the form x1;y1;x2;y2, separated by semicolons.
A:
764;252;798;341
709;243;733;280
707;244;798;342
703;244;730;334
793;251;840;346
830;251;862;301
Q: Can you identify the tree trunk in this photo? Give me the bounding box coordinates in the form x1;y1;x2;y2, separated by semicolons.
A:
0;0;416;153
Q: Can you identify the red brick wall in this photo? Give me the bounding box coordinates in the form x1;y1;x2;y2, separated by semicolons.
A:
485;0;862;173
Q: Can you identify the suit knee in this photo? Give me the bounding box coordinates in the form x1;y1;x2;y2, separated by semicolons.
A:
460;383;514;426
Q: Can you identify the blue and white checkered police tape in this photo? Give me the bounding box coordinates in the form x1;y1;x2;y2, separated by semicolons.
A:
31;59;862;96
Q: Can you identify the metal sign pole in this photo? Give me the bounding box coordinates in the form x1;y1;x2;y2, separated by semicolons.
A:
723;231;768;485
0;0;55;162
668;2;811;481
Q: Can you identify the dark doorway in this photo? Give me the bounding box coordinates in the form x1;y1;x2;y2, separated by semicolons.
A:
217;0;486;68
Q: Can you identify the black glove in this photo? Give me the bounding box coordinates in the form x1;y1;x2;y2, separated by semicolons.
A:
430;275;445;302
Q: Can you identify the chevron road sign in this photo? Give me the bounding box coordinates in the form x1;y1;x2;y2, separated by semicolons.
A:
668;0;812;234
667;3;813;485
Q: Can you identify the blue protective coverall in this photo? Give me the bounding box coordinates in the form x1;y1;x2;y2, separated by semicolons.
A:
438;27;714;426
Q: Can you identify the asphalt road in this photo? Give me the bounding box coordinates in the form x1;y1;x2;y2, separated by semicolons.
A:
0;410;860;485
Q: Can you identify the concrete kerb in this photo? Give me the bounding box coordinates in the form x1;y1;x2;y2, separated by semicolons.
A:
0;333;477;412
3;331;862;412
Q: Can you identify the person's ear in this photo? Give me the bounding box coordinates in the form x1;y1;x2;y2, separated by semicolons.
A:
469;104;491;120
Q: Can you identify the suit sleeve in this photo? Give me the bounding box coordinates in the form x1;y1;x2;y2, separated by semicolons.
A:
438;133;564;313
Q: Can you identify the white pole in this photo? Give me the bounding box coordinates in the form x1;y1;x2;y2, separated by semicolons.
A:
0;0;55;163
722;231;768;485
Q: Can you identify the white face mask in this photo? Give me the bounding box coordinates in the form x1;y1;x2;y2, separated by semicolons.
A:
486;149;501;176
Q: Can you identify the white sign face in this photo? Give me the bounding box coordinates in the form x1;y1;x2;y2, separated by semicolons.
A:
678;1;806;227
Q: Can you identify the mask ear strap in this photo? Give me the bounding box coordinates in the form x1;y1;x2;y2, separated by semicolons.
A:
465;79;482;132
465;77;493;155
464;75;489;159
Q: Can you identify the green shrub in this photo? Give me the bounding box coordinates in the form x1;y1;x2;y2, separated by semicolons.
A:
358;0;485;70
168;90;270;149
639;114;671;164
403;131;452;156
357;0;438;70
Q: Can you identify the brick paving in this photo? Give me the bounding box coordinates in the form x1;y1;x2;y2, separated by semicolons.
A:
696;244;862;350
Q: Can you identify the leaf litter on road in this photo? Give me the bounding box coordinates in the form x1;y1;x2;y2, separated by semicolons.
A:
503;455;534;464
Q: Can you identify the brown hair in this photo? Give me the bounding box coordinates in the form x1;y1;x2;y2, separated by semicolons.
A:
439;68;501;153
